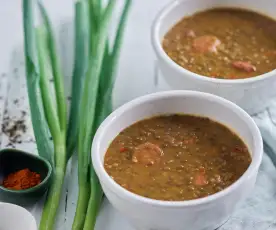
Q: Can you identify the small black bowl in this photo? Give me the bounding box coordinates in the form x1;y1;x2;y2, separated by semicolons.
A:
0;149;52;206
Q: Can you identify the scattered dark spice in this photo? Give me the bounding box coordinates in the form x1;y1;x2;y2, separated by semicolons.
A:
2;168;41;190
5;143;15;148
2;112;27;144
28;138;35;143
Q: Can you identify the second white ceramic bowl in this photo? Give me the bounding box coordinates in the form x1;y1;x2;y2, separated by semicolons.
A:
92;91;263;230
152;0;276;115
0;202;37;230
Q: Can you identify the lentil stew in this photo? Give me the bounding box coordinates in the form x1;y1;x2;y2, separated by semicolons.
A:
163;8;276;79
104;114;251;201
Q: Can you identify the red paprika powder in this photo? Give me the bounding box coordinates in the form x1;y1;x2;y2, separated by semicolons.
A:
2;168;41;190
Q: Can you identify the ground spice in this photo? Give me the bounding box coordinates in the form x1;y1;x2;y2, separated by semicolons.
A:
2;168;41;190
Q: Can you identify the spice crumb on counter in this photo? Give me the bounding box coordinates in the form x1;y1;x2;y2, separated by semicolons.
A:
1;110;28;145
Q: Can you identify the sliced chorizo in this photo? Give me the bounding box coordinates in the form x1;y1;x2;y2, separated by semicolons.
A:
132;142;163;166
232;61;256;72
193;35;221;53
194;172;208;186
194;167;208;186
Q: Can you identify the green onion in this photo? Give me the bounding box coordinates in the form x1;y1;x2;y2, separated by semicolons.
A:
73;0;132;229
38;2;67;132
94;0;132;129
22;0;54;165
88;0;102;55
67;0;89;159
35;25;67;230
23;0;132;229
36;27;60;144
72;1;117;228
23;1;68;229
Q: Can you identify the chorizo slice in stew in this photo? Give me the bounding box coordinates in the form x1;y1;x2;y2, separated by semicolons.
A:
232;61;256;72
132;142;163;166
194;167;208;186
193;35;221;53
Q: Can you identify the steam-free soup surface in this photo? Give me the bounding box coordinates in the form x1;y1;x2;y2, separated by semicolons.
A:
104;115;251;201
163;8;276;79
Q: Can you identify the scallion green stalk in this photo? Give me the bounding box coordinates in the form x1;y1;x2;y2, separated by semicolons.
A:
67;0;89;160
93;0;132;129
35;26;67;230
72;1;117;229
23;0;132;229
22;0;54;166
88;0;102;55
36;27;60;142
74;0;132;229
38;1;67;132
23;1;68;229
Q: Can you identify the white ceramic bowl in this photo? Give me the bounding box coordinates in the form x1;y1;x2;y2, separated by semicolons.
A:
152;0;276;115
0;202;37;230
92;91;263;230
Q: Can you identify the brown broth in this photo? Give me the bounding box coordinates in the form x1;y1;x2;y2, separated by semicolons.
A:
163;8;276;79
104;115;251;201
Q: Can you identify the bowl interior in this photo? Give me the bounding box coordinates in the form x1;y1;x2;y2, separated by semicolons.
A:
95;92;261;171
0;149;51;193
157;0;276;41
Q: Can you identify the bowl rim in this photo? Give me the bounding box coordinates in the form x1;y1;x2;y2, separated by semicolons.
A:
92;90;263;208
0;149;52;194
151;0;276;84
